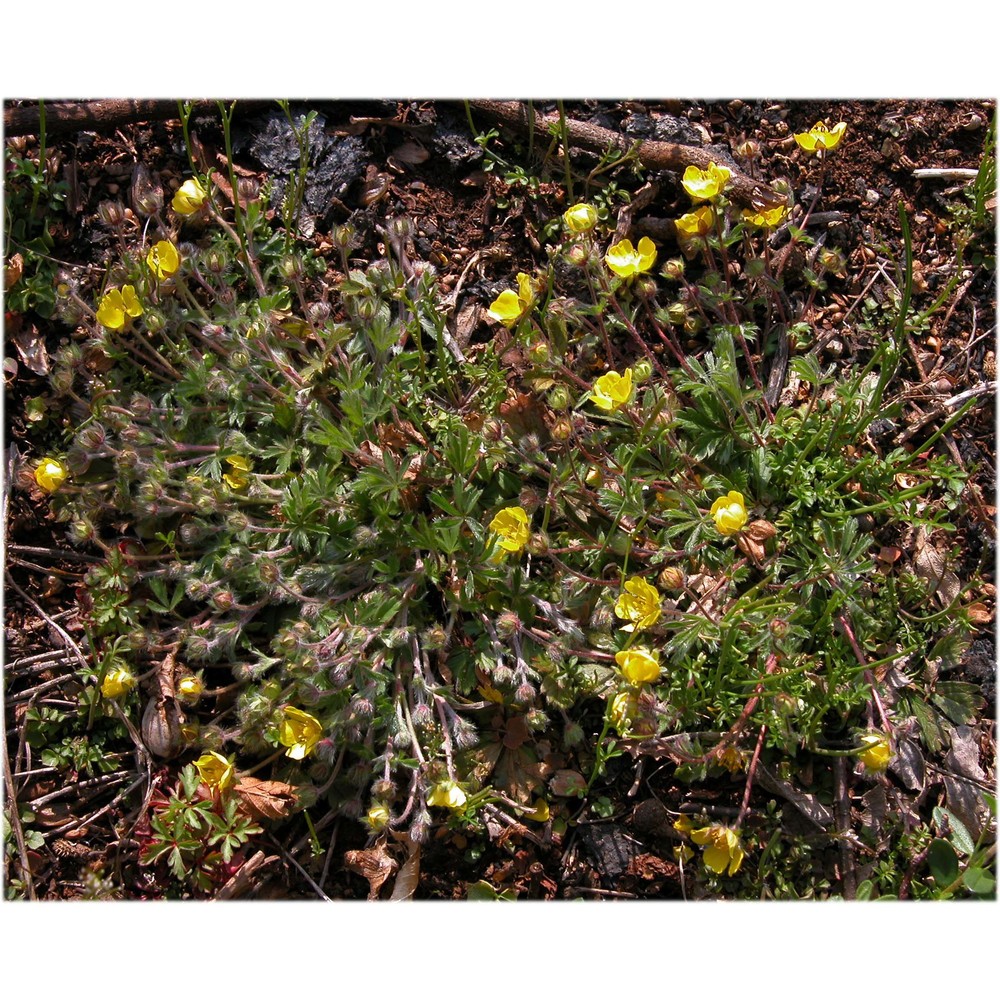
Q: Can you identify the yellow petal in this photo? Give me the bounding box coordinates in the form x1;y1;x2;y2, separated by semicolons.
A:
488;289;524;326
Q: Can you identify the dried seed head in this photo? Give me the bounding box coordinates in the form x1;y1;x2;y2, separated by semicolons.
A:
97;200;127;228
451;718;479;750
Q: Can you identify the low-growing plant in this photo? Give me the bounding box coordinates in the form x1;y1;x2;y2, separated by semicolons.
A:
17;102;993;898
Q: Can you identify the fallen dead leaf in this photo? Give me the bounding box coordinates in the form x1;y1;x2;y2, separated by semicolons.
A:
234;776;298;820
344;838;398;900
965;602;993;625
11;321;50;376
912;528;961;607
388;830;421;901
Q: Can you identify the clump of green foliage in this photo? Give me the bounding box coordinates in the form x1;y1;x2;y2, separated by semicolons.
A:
16;101;993;898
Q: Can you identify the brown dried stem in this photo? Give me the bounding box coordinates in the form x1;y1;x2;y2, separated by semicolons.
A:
465;100;785;209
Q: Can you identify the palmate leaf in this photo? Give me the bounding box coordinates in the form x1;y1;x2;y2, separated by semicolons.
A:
931;681;985;726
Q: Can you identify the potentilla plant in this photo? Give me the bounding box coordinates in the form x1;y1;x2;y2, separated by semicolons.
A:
24;106;981;895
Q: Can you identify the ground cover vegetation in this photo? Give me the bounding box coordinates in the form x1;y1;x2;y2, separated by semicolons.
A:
3;98;995;900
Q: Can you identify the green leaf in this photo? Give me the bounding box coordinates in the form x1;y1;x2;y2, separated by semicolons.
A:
466;880;516;901
855;879;875;900
928;838;959;887
932;806;977;856
962;867;996;897
931;680;984;726
906;695;949;753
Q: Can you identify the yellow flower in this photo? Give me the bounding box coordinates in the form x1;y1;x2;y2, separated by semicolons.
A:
177;675;204;704
487;272;536;327
523;799;550;823
614;576;662;632
96;285;143;330
172;177;207;215
674;843;695;863
615;648;661;686
366;802;391;831
710;491;748;536
794;121;847;154
590;368;633;412
278;706;323;760
488;506;530;555
563;203;598;233
101;666;136;699
427;780;467;810
609;689;639;735
691;824;745;875
604;236;657;279
675;206;715;240
718;747;746;774
180;722;201;745
223;454;252;490
742;204;788;230
146;240;181;280
673;815;696;837
194;750;235;791
858;733;892;773
681;162;732;202
34;456;68;493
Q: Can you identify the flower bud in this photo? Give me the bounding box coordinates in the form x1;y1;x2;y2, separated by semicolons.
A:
666;302;688;325
769;618;789;638
388;216;413;240
34;456;69;493
97;200;126;228
50;368;74;395
551;417;573;442
566;243;590;267
372;779;396;800
333;223;356;249
451;718;479;750
228;511;250;532
205;249;226;274
366;802;391;831
101;665;136;699
635;276;657;299
658;566;685;590
131;164;163;216
632;359;653;383
661;258;686;280
527;340;550;365
129;393;153;419
515;682;536;705
735;139;760;160
68;517;96;544
172;177;208;216
77;423;106;451
563;203;598;233
355;297;378;322
237;177;260;203
411;702;433;728
818;248;846;275
177;675;204;705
